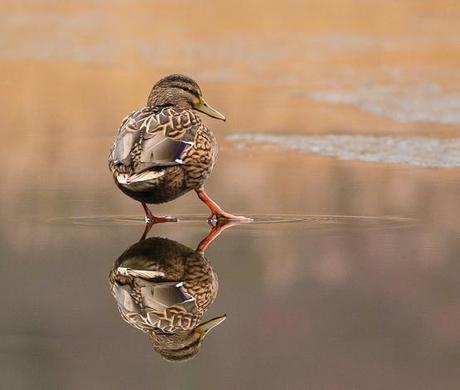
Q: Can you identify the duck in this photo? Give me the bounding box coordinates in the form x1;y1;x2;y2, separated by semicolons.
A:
109;74;249;224
109;222;234;361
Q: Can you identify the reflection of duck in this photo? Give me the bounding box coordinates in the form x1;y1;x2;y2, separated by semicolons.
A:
109;223;235;361
108;74;248;223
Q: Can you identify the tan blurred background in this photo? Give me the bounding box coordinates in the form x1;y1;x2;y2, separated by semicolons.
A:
1;1;460;389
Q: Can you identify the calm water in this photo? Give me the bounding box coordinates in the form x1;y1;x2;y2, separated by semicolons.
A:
2;1;460;389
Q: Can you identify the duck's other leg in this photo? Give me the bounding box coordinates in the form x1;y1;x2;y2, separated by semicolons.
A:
141;202;178;224
195;188;252;223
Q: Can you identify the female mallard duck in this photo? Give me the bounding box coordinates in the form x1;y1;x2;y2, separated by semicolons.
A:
109;224;231;361
109;74;248;223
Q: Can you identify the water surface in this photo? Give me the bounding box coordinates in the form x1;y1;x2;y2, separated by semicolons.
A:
2;1;460;389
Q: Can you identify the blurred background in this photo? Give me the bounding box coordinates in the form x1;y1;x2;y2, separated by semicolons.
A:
1;1;460;389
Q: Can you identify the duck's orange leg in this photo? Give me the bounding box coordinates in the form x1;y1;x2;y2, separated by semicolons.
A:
195;188;252;223
141;202;178;224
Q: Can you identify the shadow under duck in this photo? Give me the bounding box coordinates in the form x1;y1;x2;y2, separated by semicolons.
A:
109;223;234;361
109;74;249;224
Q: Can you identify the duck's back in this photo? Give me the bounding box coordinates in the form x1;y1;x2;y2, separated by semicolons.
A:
109;107;217;204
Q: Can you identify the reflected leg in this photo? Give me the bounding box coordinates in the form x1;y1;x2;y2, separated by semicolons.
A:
197;220;244;253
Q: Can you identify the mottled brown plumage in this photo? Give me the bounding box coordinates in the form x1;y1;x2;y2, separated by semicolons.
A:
108;74;249;223
109;106;216;204
109;233;226;362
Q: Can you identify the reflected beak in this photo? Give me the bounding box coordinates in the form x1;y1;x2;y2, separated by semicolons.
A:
196;314;227;336
194;98;226;121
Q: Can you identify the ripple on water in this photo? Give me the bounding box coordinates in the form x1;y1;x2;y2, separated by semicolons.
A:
48;214;414;232
227;133;460;168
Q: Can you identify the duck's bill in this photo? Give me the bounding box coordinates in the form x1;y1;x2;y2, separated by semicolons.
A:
194;98;226;121
196;315;227;335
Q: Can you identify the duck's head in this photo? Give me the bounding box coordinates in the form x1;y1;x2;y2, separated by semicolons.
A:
149;315;226;362
147;74;226;121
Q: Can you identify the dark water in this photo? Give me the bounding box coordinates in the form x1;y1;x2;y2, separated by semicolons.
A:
2;0;460;389
3;160;460;389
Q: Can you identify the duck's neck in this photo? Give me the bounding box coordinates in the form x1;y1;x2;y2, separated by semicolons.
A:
149;103;175;113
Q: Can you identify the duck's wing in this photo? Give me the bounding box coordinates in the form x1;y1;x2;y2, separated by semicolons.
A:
110;108;201;180
110;109;150;167
136;108;200;172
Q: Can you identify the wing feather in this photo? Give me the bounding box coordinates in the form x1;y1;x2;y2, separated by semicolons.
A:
110;107;200;176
